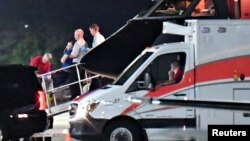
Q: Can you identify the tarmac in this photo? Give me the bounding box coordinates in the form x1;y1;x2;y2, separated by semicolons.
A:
47;113;206;141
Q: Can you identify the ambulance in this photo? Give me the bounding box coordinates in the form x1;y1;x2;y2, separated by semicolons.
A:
69;19;250;141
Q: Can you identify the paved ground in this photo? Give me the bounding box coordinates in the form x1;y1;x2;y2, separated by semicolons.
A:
48;113;206;141
52;113;74;141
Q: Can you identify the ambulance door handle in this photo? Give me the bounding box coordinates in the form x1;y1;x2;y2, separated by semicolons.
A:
243;113;250;117
173;93;186;97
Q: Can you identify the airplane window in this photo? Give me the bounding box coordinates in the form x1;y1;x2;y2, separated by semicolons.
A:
191;0;217;17
150;0;191;17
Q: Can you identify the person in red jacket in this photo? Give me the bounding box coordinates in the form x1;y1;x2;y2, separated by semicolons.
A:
29;53;52;75
29;53;53;141
29;52;53;91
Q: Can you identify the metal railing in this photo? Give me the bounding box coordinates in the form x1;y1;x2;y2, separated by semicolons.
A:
37;63;99;115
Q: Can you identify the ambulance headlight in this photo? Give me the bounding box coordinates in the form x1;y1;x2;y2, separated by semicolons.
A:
75;100;100;119
69;103;78;118
73;101;90;119
87;100;100;113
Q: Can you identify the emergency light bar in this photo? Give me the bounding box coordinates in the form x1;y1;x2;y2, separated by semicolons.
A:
162;21;192;36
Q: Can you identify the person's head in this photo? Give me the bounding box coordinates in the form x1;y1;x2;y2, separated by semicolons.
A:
66;41;73;50
171;61;180;71
42;53;52;63
74;29;84;40
89;24;100;36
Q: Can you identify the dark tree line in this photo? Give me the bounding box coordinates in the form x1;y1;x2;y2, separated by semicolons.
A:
0;0;150;69
0;21;71;68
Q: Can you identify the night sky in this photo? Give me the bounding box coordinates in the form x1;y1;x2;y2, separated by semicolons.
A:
0;0;150;43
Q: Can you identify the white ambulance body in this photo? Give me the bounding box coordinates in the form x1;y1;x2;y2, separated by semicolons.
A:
69;20;250;141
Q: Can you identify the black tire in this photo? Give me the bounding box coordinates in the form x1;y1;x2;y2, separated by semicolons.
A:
103;119;144;141
0;124;8;141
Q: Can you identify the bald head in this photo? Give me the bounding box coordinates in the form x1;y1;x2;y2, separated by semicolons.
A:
74;29;84;40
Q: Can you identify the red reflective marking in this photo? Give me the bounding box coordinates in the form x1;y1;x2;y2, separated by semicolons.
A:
38;90;46;110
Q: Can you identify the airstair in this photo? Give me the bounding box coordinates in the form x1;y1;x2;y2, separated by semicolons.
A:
32;63;110;139
37;63;100;117
27;64;92;140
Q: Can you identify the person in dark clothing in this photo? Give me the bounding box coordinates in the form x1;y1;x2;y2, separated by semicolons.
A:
53;42;73;87
61;42;73;68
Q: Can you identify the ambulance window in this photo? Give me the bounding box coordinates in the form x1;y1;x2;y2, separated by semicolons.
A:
115;52;153;85
126;52;186;93
191;0;217;17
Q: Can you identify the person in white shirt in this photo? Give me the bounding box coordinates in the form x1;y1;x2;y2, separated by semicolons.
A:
89;24;105;48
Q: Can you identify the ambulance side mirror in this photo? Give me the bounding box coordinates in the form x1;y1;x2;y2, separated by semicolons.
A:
137;73;153;90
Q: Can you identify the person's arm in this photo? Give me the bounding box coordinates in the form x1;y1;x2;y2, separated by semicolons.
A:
69;52;78;58
161;69;183;86
61;49;71;63
161;80;176;86
155;70;176;89
168;70;175;80
29;57;40;74
69;43;80;58
155;79;176;89
43;62;51;74
61;54;68;63
95;35;105;47
30;57;38;67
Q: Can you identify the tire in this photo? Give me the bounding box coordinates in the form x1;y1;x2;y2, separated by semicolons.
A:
0;124;8;141
103;119;144;141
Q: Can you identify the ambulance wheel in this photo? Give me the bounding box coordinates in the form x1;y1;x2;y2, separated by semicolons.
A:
103;119;144;141
0;124;8;141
